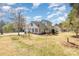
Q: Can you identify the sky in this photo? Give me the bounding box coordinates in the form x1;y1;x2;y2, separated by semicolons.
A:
0;3;72;25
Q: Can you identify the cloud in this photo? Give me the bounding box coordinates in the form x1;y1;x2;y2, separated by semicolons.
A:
15;7;29;11
47;11;62;19
47;10;68;24
47;4;67;20
54;5;66;12
64;13;68;17
48;3;62;8
32;3;41;9
2;6;11;11
53;13;68;24
48;3;66;12
0;3;15;6
58;16;66;21
33;16;42;21
47;13;56;19
50;5;66;14
3;6;29;13
7;3;16;5
26;16;31;20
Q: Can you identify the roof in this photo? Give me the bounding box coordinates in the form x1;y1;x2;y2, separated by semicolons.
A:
41;20;52;29
30;21;47;29
30;20;54;30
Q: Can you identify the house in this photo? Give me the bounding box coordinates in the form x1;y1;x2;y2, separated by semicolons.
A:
51;25;61;34
26;21;47;34
54;24;61;33
25;20;61;34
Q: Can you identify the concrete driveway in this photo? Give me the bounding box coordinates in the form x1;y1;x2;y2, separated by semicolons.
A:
0;32;24;36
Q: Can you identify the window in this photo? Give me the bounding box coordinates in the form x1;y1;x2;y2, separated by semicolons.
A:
35;28;38;32
31;23;33;26
32;28;34;32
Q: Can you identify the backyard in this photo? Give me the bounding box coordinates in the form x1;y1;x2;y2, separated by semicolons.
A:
0;32;79;56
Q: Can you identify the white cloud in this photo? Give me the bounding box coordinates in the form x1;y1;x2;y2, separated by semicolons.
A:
58;13;67;21
48;4;66;14
7;3;16;5
47;13;56;19
15;7;29;11
47;4;67;20
64;13;68;17
53;5;66;12
54;13;68;24
58;16;66;21
33;16;42;21
2;6;11;11
32;3;41;9
47;11;61;19
48;3;61;8
58;5;66;12
26;16;31;20
53;7;58;10
0;3;15;6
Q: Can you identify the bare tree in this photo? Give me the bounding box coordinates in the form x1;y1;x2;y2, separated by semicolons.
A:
9;8;26;36
0;20;5;35
0;12;5;35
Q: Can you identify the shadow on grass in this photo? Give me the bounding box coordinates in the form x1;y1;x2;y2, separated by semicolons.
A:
72;35;79;38
63;40;79;49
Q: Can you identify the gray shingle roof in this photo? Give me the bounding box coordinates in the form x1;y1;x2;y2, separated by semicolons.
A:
31;21;47;29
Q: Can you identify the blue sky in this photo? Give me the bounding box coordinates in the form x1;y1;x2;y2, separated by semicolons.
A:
0;3;72;25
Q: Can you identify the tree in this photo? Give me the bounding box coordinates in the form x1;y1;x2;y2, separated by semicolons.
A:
0;20;5;35
3;23;14;33
68;3;79;36
59;3;79;36
9;8;26;36
0;11;5;35
59;19;71;32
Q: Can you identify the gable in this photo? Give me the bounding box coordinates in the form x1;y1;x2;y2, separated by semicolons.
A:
30;23;39;29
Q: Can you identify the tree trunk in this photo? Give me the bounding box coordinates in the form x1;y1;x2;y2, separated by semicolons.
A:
0;28;3;35
76;32;78;36
18;30;20;36
1;31;3;35
18;28;20;36
24;29;26;34
24;31;26;34
75;28;79;37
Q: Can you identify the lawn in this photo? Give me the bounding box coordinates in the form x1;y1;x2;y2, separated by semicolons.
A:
0;32;79;56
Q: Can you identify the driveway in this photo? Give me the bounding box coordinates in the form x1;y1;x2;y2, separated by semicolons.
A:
0;32;24;36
